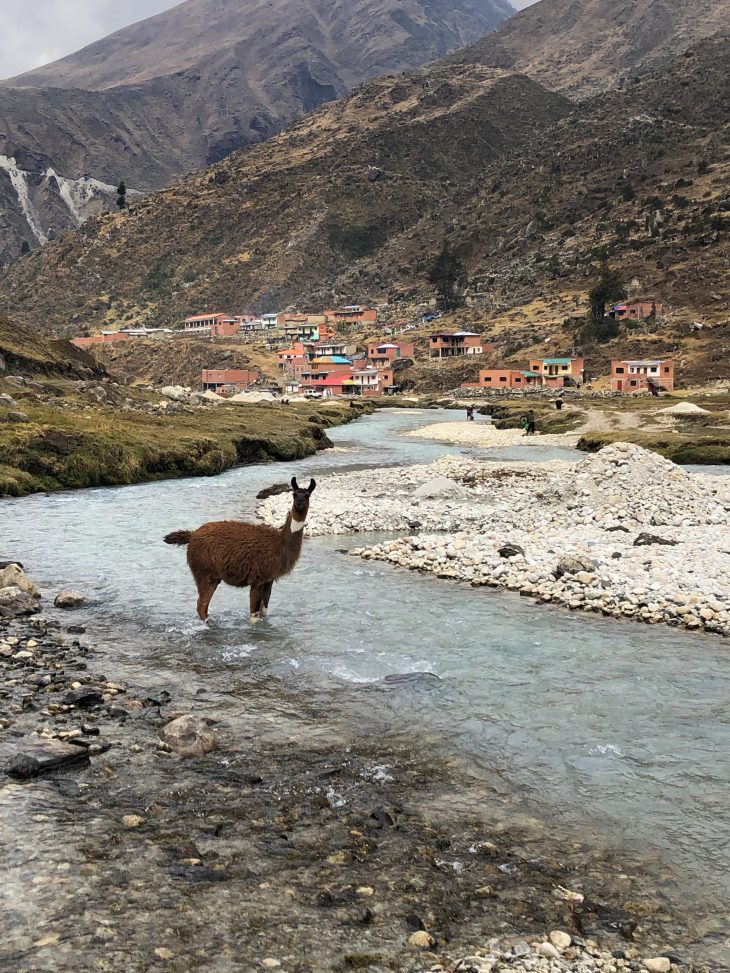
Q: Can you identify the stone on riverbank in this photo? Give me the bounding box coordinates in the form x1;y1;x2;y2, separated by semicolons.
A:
159;715;218;757
0;586;39;618
644;959;671;973
54;591;88;609
0;563;40;598
6;738;90;778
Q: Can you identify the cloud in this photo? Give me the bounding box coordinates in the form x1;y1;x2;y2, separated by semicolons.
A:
0;0;178;80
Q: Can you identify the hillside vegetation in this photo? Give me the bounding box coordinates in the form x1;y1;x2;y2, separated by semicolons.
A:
0;66;569;332
0;315;355;497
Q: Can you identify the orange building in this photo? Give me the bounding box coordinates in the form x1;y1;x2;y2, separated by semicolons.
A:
71;331;130;349
326;306;378;331
343;366;394;396
210;318;241;338
429;332;489;358
201;368;259;393
366;340;415;367
183;312;228;333
277;344;307;368
611;359;674;392
610;300;664;320
528;357;585;387
477;369;540;389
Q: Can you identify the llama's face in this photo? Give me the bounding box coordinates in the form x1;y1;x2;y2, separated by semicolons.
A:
291;477;316;517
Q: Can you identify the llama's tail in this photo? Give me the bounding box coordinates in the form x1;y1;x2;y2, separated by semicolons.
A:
164;530;192;546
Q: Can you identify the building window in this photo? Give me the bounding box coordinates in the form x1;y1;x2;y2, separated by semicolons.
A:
664;366;670;373
499;376;507;382
515;378;522;384
615;367;625;374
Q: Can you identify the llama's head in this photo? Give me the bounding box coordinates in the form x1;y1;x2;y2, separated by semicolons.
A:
290;477;316;518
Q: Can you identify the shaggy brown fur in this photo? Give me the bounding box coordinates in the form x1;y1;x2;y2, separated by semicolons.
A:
164;477;316;622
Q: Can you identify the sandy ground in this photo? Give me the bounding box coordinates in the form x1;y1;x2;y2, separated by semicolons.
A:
408;421;580;449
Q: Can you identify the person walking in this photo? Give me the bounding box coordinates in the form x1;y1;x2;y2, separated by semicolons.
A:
466;404;475;422
526;409;536;435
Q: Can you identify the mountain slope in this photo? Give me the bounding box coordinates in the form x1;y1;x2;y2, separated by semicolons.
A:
450;0;730;98
8;0;514;92
0;0;513;260
0;64;570;333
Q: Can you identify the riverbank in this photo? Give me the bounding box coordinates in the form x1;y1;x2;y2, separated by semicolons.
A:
403;398;730;465
0;568;709;972
0;394;363;496
259;443;730;637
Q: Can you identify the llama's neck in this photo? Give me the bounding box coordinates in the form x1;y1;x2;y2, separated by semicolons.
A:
284;509;307;536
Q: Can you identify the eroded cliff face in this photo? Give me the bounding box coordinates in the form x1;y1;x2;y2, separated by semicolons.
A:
0;0;514;261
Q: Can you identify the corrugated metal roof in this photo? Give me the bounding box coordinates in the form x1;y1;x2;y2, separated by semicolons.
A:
541;358;573;365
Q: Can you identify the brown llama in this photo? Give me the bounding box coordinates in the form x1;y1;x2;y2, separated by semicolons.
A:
164;477;316;622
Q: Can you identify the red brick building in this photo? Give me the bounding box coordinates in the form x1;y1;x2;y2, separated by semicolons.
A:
610;300;664;320
366;340;415;367
429;332;489;359
611;359;674;392
528;357;585;388
72;331;130;349
325;306;378;331
476;369;540;389
201;368;259;393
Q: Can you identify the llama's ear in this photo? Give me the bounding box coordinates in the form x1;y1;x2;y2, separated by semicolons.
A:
308;478;316;493
291;477;299;490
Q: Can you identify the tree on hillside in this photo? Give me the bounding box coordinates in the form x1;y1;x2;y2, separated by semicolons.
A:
428;240;468;312
116;181;127;211
588;264;626;321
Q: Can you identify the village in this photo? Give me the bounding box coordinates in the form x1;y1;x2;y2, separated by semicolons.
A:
70;298;677;399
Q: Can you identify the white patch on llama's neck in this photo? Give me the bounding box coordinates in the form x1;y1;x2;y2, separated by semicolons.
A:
290;516;306;533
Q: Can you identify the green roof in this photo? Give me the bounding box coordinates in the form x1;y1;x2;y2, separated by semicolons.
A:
541;358;573;365
522;371;540;377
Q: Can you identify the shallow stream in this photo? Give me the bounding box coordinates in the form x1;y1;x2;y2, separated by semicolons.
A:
2;408;729;961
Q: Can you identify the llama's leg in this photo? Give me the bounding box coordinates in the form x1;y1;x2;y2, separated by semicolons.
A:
259;581;274;618
195;575;220;622
249;583;264;622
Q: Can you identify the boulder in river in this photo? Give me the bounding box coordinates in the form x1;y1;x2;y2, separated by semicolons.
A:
159;715;218;757
54;591;88;609
498;543;524;559
0;564;40;599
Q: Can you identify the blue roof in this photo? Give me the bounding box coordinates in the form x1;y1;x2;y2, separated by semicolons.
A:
329;355;352;363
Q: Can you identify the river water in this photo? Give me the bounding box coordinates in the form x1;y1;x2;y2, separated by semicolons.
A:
2;408;729;957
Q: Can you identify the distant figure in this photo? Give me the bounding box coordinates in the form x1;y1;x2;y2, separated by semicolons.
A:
523;409;536;436
555;398;564;411
466;404;475;422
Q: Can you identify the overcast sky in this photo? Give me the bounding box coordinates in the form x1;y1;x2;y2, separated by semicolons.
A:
1;0;539;80
0;0;180;79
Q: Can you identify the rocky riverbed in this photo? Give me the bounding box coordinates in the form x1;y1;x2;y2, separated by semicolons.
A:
259;443;730;637
0;563;712;971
